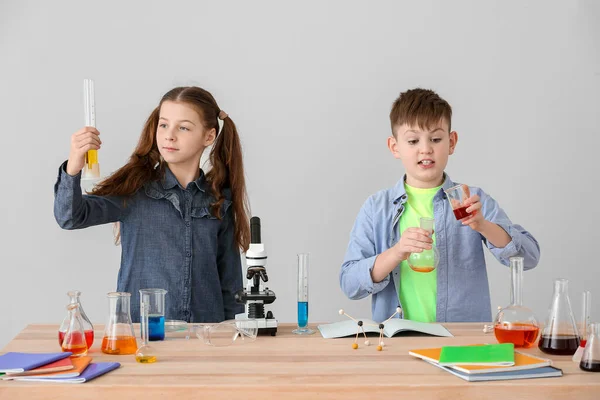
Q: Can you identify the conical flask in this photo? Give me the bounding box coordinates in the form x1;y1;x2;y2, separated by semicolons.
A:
58;290;94;349
539;278;580;355
493;257;539;348
61;303;89;357
101;292;137;355
407;217;439;273
579;322;600;372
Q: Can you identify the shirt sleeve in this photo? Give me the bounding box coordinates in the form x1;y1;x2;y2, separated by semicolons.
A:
216;203;245;320
479;189;541;270
340;196;392;300
53;161;125;229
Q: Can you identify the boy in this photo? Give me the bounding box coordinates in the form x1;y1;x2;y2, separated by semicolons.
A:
339;88;540;323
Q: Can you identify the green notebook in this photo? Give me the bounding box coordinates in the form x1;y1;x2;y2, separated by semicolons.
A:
438;343;515;366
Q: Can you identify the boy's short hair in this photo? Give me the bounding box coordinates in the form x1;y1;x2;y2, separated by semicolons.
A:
389;88;452;136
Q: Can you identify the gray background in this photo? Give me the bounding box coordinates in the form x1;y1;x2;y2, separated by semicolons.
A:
1;0;599;349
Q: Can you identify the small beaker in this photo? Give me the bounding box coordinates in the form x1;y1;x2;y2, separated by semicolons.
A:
580;322;600;372
292;253;315;335
538;279;580;355
58;290;94;349
101;292;137;355
444;184;473;220
139;289;167;341
407;217;439;273
61;303;89;357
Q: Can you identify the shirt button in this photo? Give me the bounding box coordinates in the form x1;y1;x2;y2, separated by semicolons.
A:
186;222;190;227
186;252;191;257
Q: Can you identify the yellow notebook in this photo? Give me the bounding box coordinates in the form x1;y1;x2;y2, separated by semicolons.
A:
409;346;551;374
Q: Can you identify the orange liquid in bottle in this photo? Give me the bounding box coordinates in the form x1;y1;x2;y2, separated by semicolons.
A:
101;336;138;355
494;323;539;348
410;266;435;273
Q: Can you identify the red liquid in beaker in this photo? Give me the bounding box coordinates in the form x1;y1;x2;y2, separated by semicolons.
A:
453;206;472;220
494;323;539;348
538;334;580;355
59;330;94;349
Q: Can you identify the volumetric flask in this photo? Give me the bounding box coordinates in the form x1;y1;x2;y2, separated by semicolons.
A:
580;322;600;372
139;289;167;341
61;303;89;357
407;217;439;273
101;292;137;355
538;279;580;355
136;295;157;363
494;257;539;348
58;290;94;349
292;253;315;335
573;291;592;363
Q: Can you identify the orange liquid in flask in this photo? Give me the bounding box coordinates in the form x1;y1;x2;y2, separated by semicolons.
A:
101;336;138;355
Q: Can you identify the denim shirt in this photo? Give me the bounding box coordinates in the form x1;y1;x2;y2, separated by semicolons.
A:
339;174;541;323
53;162;244;323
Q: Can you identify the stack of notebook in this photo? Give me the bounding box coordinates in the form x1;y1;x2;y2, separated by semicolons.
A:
0;352;120;383
409;343;563;382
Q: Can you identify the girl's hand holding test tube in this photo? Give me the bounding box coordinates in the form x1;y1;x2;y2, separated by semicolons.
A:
66;127;102;176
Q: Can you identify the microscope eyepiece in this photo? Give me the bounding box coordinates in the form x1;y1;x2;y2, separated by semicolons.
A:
250;216;261;244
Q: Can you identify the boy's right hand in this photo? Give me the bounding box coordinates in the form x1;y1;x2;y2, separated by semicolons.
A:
394;228;433;261
66;127;101;176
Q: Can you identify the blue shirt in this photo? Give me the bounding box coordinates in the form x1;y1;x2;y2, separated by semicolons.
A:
54;162;244;323
339;174;541;323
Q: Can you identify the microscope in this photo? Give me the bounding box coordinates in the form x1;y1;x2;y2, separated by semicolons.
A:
235;216;278;335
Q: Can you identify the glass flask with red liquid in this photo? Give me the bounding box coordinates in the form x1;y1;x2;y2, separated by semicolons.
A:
573;291;591;363
580;322;600;372
61;303;89;357
539;278;580;355
58;290;94;349
407;217;439;273
493;257;540;348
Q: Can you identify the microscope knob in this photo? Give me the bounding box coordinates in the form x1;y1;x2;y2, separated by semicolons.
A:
266;311;274;319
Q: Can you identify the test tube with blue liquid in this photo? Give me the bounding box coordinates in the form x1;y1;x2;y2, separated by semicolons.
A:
139;289;167;341
293;253;315;335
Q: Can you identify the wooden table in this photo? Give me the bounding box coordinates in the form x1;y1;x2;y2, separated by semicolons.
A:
1;323;598;399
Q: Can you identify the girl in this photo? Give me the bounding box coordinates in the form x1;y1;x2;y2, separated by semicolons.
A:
54;86;250;323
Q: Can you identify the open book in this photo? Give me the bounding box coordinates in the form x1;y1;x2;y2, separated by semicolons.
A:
318;319;453;339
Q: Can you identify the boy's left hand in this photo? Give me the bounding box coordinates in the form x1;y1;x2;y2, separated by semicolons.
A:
460;194;485;232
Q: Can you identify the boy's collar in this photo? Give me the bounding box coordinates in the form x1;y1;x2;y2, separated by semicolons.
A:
392;173;455;203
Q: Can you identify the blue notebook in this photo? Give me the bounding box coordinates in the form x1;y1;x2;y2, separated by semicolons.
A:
426;360;563;382
12;362;121;383
0;352;73;373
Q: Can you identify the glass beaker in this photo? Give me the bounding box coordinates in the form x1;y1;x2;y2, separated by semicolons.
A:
292;253;315;335
493;257;540;348
407;217;439;273
538;279;580;355
139;289;167;341
101;292;137;355
61;303;89;357
580;322;600;372
58;290;94;349
444;184;474;220
573;291;592;363
136;293;157;363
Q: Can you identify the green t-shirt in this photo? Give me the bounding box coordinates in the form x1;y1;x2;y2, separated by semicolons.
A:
398;183;441;322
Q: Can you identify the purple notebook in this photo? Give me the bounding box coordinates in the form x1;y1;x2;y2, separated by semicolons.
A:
14;362;121;383
0;352;73;373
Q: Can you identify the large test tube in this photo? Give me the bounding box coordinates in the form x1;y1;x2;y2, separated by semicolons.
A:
83;79;100;179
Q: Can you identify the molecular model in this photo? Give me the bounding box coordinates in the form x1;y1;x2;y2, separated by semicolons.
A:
338;307;402;351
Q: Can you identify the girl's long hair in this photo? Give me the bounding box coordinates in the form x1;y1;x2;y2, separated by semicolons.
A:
91;87;250;251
